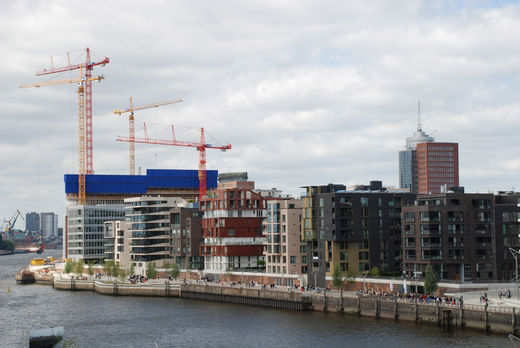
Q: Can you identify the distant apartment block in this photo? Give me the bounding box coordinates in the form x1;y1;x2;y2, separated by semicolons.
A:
25;212;40;235
40;212;58;238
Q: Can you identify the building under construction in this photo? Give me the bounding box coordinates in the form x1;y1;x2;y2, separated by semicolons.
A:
64;169;217;262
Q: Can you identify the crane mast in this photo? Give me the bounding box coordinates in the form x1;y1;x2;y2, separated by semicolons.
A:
114;97;183;175
20;67;104;205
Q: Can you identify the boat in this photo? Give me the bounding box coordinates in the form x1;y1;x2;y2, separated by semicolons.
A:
28;327;64;348
15;269;35;284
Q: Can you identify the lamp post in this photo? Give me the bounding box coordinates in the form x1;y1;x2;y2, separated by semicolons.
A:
509;248;520;300
413;271;422;295
361;270;369;292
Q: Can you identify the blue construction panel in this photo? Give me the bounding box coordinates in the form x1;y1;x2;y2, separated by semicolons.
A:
65;169;218;194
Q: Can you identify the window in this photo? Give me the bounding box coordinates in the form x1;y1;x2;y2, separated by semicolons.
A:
300;245;306;253
228;228;235;236
290;256;296;264
404;212;415;223
361;197;368;206
301;256;307;263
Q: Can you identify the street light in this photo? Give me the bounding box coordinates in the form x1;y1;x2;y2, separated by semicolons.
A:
509;248;520;300
413;271;422;295
361;271;369;292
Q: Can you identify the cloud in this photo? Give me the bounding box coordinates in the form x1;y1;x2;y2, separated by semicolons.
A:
1;0;520;227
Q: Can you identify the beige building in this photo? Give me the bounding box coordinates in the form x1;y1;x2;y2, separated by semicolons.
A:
263;198;306;282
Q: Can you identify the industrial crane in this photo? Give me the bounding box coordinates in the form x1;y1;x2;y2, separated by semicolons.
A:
114;97;183;175
34;47;109;175
116;123;231;201
4;210;24;238
20;71;104;205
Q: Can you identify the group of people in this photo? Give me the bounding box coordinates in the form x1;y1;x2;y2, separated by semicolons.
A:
128;274;147;284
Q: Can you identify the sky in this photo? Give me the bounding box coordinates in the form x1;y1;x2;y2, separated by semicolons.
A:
1;0;520;229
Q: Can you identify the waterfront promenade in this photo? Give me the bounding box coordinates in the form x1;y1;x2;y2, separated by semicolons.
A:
49;273;520;334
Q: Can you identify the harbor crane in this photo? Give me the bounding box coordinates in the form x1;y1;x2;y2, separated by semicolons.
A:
20;71;104;205
116;123;231;201
114;97;183;175
3;210;24;238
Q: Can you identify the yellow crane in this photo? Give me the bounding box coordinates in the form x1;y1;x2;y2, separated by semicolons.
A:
114;97;183;175
20;71;104;204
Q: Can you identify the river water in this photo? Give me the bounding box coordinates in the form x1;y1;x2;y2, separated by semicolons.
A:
0;251;509;347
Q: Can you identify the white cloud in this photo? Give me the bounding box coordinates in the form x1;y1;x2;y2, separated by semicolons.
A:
1;0;520;228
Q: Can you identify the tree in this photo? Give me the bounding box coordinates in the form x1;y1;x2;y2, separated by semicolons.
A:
65;260;73;274
74;260;84;277
162;260;170;270
170;263;180;280
118;268;127;282
257;259;266;268
112;262;120;281
130;262;135;276
104;260;114;278
87;262;94;277
332;265;346;312
370;266;380;277
146;262;158;279
424;265;438;295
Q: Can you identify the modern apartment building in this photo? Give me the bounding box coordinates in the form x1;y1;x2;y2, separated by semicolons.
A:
302;182;415;286
67;205;127;262
263;198;306;277
125;196;186;274
104;220;130;266
401;190;520;281
170;206;204;270
200;179;267;272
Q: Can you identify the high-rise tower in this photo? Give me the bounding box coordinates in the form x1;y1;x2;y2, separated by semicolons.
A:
399;103;459;193
399;103;434;192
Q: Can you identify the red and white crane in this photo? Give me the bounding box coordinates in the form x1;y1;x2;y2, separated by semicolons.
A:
116;124;231;201
35;47;109;175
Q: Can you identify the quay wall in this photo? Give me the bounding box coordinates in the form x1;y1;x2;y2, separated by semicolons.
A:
51;277;518;334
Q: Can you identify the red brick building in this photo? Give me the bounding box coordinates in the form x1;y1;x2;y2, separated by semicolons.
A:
417;142;459;194
200;181;267;272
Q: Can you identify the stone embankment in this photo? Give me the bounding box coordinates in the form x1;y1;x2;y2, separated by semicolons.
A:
51;276;518;334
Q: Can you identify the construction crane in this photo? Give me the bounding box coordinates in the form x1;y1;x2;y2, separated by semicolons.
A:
20;71;104;205
114;97;183;175
116;123;231;201
35;47;109;175
4;210;24;238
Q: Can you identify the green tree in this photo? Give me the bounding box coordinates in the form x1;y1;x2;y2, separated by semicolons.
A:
74;260;84;277
87;262;94;277
146;262;158;279
0;238;15;252
345;270;356;287
118;268;127;282
370;266;380;277
332;265;346;312
257;259;266;268
112;262;120;281
104;260;114;278
162;260;170;270
424;265;438;295
130;262;135;276
170;263;180;279
65;260;73;274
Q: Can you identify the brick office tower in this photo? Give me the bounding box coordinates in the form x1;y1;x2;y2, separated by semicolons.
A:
200;175;267;273
416;142;459;194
